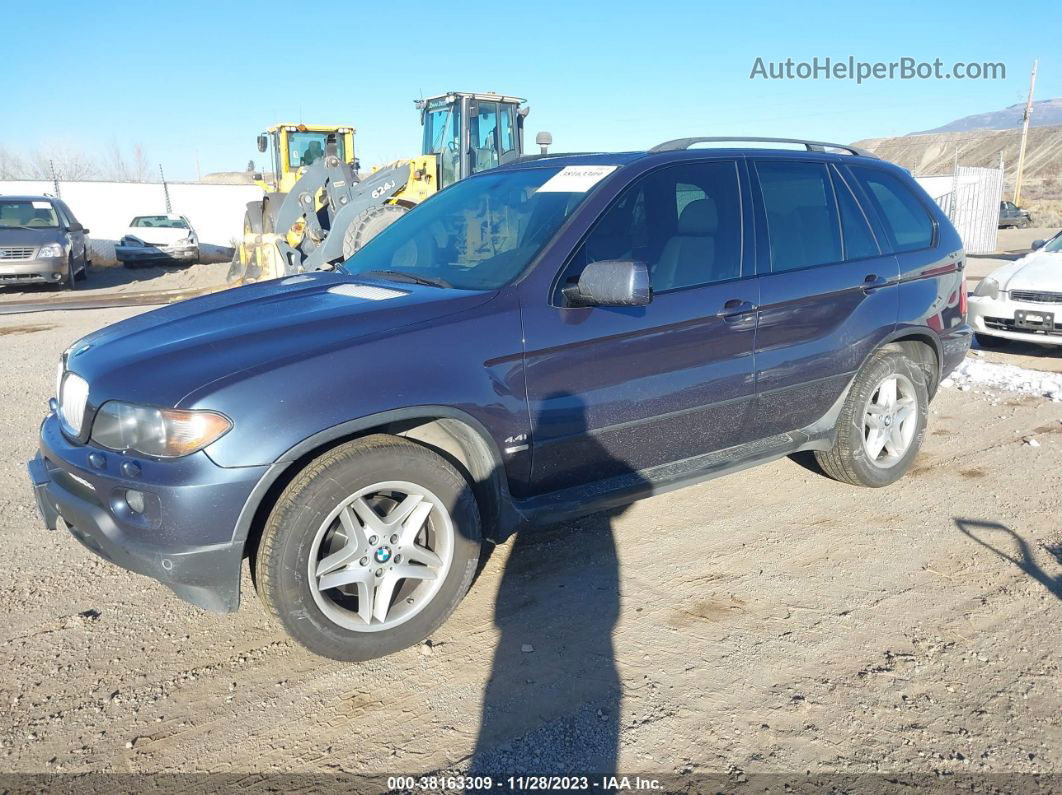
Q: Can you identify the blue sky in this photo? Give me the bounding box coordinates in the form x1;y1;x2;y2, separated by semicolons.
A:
2;0;1058;180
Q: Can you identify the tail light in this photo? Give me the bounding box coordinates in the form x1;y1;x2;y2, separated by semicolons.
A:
959;272;968;318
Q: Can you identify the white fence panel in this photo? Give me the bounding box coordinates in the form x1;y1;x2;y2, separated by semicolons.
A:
0;180;263;264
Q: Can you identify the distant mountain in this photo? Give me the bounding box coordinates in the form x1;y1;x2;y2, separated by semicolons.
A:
912;98;1062;134
854;125;1062;201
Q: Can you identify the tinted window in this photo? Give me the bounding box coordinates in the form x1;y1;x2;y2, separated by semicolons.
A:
850;166;934;253
563;161;742;295
832;169;879;260
756;161;841;272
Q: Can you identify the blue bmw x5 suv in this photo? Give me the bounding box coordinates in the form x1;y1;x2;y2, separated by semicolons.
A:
28;138;971;660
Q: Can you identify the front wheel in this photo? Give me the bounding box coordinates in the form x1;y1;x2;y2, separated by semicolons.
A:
59;255;77;290
255;435;481;661
815;349;929;487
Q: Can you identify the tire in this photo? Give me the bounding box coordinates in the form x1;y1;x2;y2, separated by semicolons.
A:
341;204;408;259
59;255;77;290
255;434;481;661
975;332;1011;349
815;348;929;488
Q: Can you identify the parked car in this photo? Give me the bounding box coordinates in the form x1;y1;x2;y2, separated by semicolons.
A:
0;195;89;289
115;214;199;266
28;138;971;660
998;200;1033;229
969;229;1062;347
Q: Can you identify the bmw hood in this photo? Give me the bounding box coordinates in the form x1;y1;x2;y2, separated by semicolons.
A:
991;250;1062;293
64;272;496;408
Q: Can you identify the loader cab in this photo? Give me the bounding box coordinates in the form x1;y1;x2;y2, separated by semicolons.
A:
418;92;527;189
255;124;357;194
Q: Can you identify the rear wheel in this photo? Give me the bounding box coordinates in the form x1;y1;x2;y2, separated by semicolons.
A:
815;349;929;487
255;435;481;661
341;204;409;259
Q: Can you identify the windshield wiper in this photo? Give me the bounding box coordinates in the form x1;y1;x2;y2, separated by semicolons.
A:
360;269;452;289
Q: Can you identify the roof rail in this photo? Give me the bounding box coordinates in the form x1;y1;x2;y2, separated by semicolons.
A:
649;136;878;158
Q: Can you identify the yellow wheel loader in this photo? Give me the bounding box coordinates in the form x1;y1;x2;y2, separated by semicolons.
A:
231;92;530;283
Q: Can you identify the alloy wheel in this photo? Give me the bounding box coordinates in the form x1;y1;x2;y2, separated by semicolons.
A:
862;373;918;468
307;481;454;632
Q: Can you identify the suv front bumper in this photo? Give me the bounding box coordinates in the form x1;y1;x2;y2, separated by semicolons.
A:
27;412;268;612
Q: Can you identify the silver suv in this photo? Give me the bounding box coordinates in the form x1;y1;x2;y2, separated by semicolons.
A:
0;195;90;289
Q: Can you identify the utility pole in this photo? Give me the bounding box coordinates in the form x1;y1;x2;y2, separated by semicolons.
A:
1012;58;1037;206
159;164;172;214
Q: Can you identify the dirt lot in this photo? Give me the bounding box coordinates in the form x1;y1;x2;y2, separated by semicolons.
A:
0;309;1058;788
0;247;233;306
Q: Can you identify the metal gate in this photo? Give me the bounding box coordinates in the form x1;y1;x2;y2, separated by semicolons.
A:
927;161;1004;255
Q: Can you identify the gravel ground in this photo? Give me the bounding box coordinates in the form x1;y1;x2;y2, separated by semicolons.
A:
0;308;1058;788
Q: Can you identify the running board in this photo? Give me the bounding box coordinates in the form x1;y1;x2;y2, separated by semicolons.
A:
512;428;824;530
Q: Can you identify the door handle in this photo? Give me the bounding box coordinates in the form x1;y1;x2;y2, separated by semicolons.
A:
721;298;756;322
863;274;889;291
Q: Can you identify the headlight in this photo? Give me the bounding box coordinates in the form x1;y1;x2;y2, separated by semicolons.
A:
90;402;232;458
37;243;65;258
58;372;89;436
973;277;1000;300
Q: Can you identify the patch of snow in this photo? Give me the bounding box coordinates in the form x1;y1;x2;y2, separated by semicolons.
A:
942;357;1062;401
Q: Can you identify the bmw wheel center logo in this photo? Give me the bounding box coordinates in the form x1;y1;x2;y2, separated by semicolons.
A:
374;546;392;564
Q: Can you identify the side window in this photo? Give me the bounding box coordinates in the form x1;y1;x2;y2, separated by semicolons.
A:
850;166;935;253
831;168;879;260
53;202;71;227
560;161;742;297
755;161;841;272
676;182;705;217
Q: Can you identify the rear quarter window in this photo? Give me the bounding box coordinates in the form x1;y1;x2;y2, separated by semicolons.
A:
850;166;935;253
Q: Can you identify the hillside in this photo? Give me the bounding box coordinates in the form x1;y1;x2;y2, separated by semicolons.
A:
913;98;1062;134
853;125;1062;202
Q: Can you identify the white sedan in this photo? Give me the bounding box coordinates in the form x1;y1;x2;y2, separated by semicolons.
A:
115;214;199;266
968;230;1062;347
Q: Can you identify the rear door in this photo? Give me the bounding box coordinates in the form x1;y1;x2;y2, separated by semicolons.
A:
750;158;899;437
519;159;759;495
847;164;961;337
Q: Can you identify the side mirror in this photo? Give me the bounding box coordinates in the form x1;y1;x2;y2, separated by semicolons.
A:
256;134;268;153
67;222;83;233
1031;239;1046;251
564;260;651;308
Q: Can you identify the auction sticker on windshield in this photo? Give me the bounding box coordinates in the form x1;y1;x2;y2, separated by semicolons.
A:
537;165;617;193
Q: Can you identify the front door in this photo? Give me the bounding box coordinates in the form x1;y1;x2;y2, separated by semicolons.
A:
519;159;759;496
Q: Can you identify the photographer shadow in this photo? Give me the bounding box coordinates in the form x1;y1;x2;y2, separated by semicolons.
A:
468;392;647;777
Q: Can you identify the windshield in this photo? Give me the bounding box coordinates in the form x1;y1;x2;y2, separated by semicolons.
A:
288;132;343;169
422;100;462;187
130;215;188;228
1043;233;1062;254
0;200;58;229
342;167;596;290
